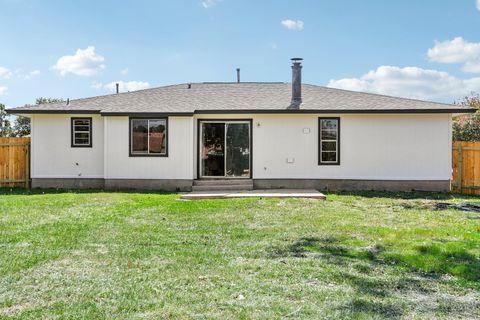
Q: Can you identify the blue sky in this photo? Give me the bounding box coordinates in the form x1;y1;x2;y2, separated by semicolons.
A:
1;0;480;107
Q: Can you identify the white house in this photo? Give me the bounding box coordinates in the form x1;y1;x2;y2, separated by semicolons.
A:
8;59;474;192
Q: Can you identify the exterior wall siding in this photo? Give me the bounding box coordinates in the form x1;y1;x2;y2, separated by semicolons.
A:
30;113;452;190
194;113;452;181
31;114;104;179
104;116;194;180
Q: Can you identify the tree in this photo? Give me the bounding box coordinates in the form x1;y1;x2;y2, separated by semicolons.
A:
452;93;480;141
11;116;30;137
9;97;65;137
0;103;13;137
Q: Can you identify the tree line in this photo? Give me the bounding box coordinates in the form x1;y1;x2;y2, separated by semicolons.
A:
452;94;480;141
0;97;63;137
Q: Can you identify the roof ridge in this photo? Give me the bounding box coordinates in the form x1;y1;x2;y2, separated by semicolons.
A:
201;81;286;84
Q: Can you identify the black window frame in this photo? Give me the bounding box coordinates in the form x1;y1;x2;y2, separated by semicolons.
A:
129;117;169;157
71;117;92;148
318;117;340;165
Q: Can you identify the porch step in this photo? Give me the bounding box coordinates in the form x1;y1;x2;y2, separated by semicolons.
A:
192;179;253;191
194;179;253;186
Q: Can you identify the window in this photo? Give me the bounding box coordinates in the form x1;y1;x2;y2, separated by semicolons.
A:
130;118;168;156
71;118;92;147
319;117;340;165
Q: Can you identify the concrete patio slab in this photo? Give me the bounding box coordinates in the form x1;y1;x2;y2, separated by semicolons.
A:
180;189;326;200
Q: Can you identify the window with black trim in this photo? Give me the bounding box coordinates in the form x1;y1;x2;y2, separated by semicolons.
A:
130;118;168;156
71;118;92;147
319;117;340;165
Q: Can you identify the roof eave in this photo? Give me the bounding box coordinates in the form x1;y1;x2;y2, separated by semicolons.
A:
193;108;476;114
6;108;475;115
101;111;195;116
6;109;101;115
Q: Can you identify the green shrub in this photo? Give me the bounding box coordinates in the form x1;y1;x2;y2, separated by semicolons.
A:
452;94;480;141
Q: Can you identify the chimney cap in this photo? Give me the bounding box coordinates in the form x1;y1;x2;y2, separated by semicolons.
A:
291;57;303;63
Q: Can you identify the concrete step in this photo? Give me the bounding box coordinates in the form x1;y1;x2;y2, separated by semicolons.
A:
192;184;254;192
193;179;253;187
181;189;327;200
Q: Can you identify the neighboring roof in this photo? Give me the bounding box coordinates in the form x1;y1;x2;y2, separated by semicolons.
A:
7;82;475;115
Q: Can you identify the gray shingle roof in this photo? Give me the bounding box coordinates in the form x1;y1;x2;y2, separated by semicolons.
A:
7;82;475;114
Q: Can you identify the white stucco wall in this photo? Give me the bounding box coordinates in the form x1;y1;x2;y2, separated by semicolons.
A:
31;114;104;178
30;113;452;182
104;116;194;179
194;113;452;180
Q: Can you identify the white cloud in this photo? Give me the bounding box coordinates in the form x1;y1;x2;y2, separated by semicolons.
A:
0;67;12;79
23;69;40;80
94;80;150;93
327;65;480;102
427;37;480;73
120;68;129;75
201;0;221;8
477;0;480;11
106;81;150;92
91;81;103;89
0;86;7;96
281;19;304;31
53;46;105;76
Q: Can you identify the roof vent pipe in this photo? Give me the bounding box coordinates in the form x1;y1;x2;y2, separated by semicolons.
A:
236;68;240;83
290;58;303;108
116;83;119;94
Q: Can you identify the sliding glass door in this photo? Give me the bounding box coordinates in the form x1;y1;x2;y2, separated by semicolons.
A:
200;123;225;177
200;121;251;178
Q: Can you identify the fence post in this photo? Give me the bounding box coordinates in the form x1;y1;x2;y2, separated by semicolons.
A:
457;143;463;191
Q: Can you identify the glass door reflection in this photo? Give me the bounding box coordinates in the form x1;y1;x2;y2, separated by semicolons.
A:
200;121;250;178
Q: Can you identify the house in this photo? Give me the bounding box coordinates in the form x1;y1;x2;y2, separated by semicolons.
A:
7;59;475;192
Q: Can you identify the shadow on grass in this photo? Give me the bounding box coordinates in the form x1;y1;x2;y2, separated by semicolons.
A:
392;243;480;282
272;236;386;262
342;298;404;319
327;190;480;201
268;236;479;318
435;202;480;213
271;236;479;282
0;187;177;196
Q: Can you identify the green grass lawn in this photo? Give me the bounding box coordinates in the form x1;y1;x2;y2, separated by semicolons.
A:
0;189;479;319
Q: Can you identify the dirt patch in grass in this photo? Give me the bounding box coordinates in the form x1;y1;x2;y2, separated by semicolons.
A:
0;302;37;317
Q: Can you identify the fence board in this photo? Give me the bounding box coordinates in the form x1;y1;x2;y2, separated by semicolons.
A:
0;137;30;188
452;141;480;195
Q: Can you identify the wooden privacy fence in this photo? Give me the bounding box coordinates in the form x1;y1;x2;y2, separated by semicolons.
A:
452;141;480;195
0;137;30;188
